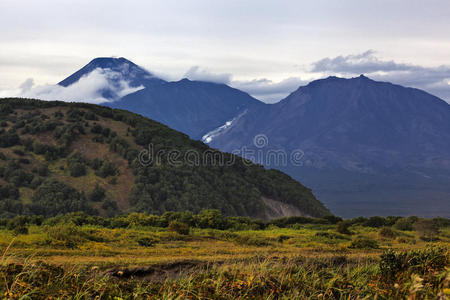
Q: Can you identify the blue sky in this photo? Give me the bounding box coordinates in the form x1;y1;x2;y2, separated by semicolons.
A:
0;0;449;102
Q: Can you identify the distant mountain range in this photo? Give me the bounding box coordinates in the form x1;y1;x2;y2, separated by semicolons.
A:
59;57;262;139
55;57;450;217
208;75;450;217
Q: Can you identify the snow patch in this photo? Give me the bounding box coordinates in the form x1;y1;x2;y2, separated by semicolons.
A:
201;110;247;144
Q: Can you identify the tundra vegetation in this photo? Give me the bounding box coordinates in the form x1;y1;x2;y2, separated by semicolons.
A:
0;212;449;299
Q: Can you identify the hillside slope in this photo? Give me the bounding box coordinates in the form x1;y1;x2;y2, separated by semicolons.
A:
0;98;330;219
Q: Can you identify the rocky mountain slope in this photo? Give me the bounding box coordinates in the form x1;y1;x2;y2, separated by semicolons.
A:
208;76;450;217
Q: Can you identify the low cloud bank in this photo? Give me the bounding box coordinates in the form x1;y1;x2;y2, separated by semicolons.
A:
1;53;449;104
0;68;144;104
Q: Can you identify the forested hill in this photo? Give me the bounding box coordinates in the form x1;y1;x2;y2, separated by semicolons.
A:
0;98;330;219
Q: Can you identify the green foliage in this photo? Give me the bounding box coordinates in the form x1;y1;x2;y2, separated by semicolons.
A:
31;179;94;217
315;231;349;240
380;247;448;281
88;184;105;202
336;221;351;234
12;225;28;235
394;217;417;231
0;129;20;147
365;216;385;227
168;220;190;235
378;226;396;238
37;163;50;177
349;236;378;249
268;216;328;228
95;160;117;178
67;151;87;177
137;237;157;247
44;223;87;248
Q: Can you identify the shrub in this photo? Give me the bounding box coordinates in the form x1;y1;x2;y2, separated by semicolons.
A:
13;225;29;235
67;152;87;177
394;217;414;231
315;231;349;240
88;184;105;202
336;221;351;234
68;163;86;177
137;237;157;247
378;226;396;238
167;220;190;235
195;209;226;229
365;216;385;227
37;164;50;177
396;236;416;244
95;160;117;178
13;149;24;156
323;215;343;224
380;247;448;281
235;235;270;247
349;237;378;249
277;234;292;243
44;224;87;248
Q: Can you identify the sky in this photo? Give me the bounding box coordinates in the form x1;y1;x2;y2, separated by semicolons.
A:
0;0;449;103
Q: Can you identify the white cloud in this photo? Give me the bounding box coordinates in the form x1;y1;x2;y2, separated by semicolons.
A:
231;77;308;103
184;66;232;84
0;68;144;104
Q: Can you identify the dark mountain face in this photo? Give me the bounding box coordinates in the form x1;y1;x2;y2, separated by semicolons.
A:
59;57;263;140
108;79;263;139
209;76;450;217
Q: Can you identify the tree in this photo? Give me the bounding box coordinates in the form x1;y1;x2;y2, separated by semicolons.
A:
67;152;87;177
88;184;105;202
31;179;93;217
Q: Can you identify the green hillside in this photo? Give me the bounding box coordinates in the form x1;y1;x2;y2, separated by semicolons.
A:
0;98;330;219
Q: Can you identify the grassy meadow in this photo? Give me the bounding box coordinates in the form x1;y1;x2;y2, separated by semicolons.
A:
0;213;449;299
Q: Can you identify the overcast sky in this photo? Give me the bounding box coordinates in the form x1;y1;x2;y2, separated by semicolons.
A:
0;0;449;103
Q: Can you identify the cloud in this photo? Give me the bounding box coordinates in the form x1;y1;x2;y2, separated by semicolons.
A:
231;77;308;103
311;50;415;74
184;66;232;84
0;68;144;104
311;51;450;102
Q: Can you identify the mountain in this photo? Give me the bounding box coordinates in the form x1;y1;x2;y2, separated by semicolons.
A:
59;57;164;88
59;57;263;139
0;98;330;219
208;75;450;218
